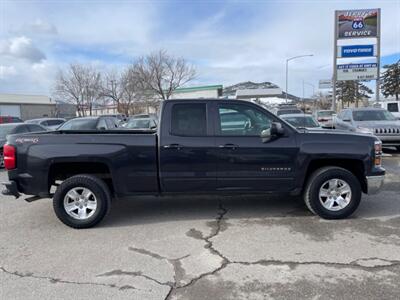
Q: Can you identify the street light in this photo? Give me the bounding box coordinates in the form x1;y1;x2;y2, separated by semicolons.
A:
285;54;314;103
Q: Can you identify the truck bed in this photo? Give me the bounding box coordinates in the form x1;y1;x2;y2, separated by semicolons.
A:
7;131;159;197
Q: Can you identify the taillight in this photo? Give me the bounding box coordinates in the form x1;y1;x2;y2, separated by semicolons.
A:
3;144;16;170
374;141;382;166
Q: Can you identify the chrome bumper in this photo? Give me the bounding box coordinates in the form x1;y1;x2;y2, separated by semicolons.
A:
366;175;385;194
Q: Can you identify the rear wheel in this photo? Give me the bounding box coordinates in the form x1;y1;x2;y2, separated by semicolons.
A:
53;174;111;228
304;167;361;219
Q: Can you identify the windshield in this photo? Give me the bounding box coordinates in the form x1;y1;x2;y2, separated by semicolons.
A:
352;110;396;121
0;124;16;139
126;119;151;129
282;116;319;128
318;111;335;117
58;118;98;130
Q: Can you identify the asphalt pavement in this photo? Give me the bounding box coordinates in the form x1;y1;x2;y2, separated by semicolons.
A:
1;150;399;300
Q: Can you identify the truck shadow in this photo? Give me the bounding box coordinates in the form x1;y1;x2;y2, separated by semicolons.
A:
100;190;400;229
101;194;309;228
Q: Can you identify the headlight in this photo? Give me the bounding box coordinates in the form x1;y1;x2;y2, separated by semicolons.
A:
356;126;374;134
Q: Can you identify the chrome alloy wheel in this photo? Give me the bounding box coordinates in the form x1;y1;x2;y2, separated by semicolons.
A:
63;187;97;220
319;179;352;211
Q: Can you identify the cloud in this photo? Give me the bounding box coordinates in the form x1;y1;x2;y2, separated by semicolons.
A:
11;19;58;35
0;65;17;79
0;36;46;63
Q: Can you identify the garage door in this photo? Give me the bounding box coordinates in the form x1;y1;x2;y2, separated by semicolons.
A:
0;105;21;118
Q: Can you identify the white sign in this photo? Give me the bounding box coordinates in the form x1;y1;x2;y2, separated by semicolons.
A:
337;63;378;81
319;79;333;89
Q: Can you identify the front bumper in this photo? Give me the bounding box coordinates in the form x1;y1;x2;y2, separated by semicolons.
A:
366;175;385;194
2;181;20;198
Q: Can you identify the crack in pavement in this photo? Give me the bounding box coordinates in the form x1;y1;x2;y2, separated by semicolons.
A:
0;266;139;291
128;246;190;286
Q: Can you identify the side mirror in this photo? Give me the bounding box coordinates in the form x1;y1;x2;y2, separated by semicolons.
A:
271;122;285;135
98;126;106;130
261;122;284;143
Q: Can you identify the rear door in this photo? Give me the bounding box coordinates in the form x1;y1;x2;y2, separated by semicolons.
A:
212;101;298;192
159;101;216;192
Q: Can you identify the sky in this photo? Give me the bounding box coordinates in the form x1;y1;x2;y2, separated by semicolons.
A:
0;0;399;98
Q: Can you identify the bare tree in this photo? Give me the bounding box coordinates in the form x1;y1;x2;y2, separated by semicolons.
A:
133;50;196;100
54;64;102;116
100;70;124;112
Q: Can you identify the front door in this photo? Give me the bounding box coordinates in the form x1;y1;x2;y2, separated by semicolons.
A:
213;102;298;192
159;102;216;193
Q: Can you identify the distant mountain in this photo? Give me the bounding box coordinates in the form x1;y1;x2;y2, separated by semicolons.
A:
223;81;280;97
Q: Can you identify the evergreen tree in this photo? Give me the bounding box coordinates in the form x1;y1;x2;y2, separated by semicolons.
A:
336;80;372;108
381;60;400;100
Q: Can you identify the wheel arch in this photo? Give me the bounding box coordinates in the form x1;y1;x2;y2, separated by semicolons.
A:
304;159;367;193
48;161;115;195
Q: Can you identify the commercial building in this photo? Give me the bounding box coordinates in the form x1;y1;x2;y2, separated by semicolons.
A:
0;93;56;120
170;85;223;99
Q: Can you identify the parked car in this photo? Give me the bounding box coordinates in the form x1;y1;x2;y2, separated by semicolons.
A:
124;118;157;130
2;99;385;228
313;110;336;128
58;116;119;130
276;108;303;116
280;114;323;130
0;123;46;167
25;118;66;130
0;116;23;124
335;107;400;151
373;101;400;119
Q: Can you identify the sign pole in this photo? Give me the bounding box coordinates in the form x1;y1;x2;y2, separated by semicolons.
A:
332;10;338;112
375;8;381;102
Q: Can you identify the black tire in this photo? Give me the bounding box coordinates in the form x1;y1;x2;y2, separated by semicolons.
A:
304;167;361;219
396;146;400;152
53;174;111;229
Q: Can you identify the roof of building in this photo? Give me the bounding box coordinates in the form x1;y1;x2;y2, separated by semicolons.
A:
0;93;54;105
173;85;223;93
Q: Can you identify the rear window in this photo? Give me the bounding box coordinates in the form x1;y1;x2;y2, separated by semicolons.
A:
277;109;302;116
171;104;207;136
318;111;335;117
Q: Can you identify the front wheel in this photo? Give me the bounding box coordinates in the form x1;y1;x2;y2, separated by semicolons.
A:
53;174;111;228
304;167;361;219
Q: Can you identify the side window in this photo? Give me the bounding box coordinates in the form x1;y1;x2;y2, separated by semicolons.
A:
97;118;107;129
387;103;399;113
40;121;49;126
171;103;207;136
105;118;117;129
217;104;272;136
14;125;29;134
47;120;64;126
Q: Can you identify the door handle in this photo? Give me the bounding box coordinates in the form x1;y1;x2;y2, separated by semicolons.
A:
219;144;239;150
163;144;183;150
